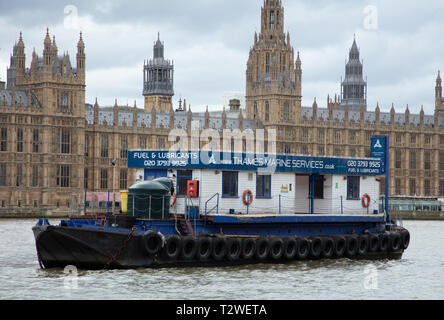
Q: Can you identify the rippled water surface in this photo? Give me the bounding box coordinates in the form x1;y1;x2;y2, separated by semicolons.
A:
0;219;443;300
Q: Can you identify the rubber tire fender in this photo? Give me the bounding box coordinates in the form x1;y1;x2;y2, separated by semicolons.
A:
162;235;181;260
345;235;358;257
309;237;322;258
378;233;389;252
226;238;242;262
269;238;284;260
143;231;165;255
388;232;402;252
296;237;310;260
332;236;346;257
212;237;227;261
400;229;410;250
357;235;369;255
197;237;213;261
282;237;298;260
241;238;256;260
255;237;270;260
321;237;334;258
180;236;198;260
368;234;379;252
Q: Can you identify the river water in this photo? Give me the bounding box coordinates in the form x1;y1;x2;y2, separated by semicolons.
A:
0;219;443;300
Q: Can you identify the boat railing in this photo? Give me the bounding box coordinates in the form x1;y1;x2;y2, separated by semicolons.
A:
205;193;219;216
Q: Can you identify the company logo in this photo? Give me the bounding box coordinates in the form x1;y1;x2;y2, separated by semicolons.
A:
373;139;383;149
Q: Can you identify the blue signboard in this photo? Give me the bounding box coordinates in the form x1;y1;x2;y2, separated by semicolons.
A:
128;150;384;176
371;136;388;174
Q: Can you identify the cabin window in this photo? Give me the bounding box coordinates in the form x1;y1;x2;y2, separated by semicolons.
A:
177;170;193;196
309;175;324;199
222;171;238;198
256;174;271;198
347;176;360;200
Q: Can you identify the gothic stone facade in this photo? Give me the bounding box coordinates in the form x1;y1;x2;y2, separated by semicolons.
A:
1;1;444;214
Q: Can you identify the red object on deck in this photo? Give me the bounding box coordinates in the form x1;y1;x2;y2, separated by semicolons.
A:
187;180;199;198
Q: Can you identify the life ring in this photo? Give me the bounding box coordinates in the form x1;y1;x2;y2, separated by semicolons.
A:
362;194;371;208
242;190;253;206
171;192;177;207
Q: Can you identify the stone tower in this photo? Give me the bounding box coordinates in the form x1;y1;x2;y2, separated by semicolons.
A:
245;0;302;129
143;34;174;112
436;70;444;116
340;37;367;111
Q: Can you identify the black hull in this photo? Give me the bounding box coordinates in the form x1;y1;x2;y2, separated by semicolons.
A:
32;225;404;270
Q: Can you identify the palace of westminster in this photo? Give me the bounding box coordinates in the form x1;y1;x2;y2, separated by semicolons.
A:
0;0;443;213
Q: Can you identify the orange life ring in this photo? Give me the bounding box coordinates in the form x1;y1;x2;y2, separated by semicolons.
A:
242;190;253;206
362;194;371;208
171;192;177;207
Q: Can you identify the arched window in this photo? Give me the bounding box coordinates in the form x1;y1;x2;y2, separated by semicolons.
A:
265;53;270;73
265;102;270;122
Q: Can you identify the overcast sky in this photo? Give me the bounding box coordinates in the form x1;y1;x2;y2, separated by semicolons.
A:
0;0;443;114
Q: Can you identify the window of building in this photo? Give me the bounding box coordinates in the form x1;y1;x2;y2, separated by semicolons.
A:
334;131;341;140
85;135;89;157
139;137;147;149
60;93;69;111
440;152;444;171
424;179;431;196
32;129;39;153
56;165;70;188
100;168;108;189
32;165;38;187
265;53;270;73
282;102;289;121
440;181;444;197
120;136;128;159
84;168;88;190
16;164;22;187
318;147;325;156
395;134;402;144
334;148;341;157
409;151;416;170
395;179;401;195
409;179;416;196
440;136;444;145
425;135;430;144
265;102;269;121
410;135;416;144
424;152;431;170
1;128;7;152
256;174;271;198
101;135;109;158
57;128;71;154
395;150;402;169
157;137;165;149
0;164;6;186
318;129;325;140
310;175;324;199
17;128;23;153
120;169;128;190
349;149;356;157
176;170;193;196
301;145;309;155
222;171;238;198
347;176;360;200
270;11;275;30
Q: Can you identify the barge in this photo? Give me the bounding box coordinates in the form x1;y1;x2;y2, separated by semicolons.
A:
33;137;410;269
